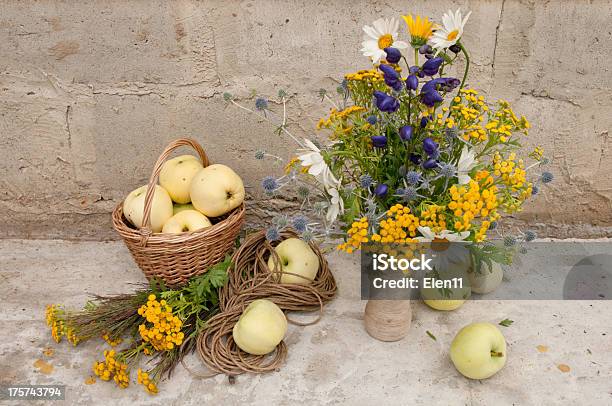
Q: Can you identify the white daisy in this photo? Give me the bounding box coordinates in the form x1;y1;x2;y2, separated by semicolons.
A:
457;145;477;185
430;9;472;53
361;18;409;64
326;187;344;224
416;226;470;243
416;226;471;272
297;139;340;190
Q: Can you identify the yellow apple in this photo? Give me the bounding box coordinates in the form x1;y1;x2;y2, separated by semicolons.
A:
267;238;319;284
190;164;245;217
162;210;212;233
173;203;195;215
159;155;203;204
469;261;503;294
423;299;466;311
123;185;173;233
450;322;507;379
232;299;287;355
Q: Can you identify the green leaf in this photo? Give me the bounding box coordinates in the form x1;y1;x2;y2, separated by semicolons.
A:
499;318;514;327
426;330;437;341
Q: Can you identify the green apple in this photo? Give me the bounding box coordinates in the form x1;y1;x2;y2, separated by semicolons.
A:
421;264;471;311
450;322;507;379
190;164;245;217
159;155;203;204
423;299;466;311
232;299;287;355
161;210;212;233
123;185;173;233
469;261;503;294
267;238;319;284
173;203;195;215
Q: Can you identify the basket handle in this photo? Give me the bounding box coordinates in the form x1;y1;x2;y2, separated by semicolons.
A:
141;138;209;234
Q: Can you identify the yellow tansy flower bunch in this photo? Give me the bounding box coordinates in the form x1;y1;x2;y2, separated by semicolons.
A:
137;369;158;395
92;350;130;389
337;217;369;253
137;294;184;352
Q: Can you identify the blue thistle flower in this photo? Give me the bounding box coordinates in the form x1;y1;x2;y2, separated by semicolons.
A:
313;201;327;216
300;230;314;242
360;174;373;189
504;235;517;247
489;221;498;230
396;186;419;202
261;176;278;193
265;226;281;242
405;171;421;185
254;150;265;160
445;127;459;140
273;215;289;229
255;98;268;111
292;216;308;232
524;230;537;242
519;246;528;254
297;186;310;199
278;89;287;98
366;115;378;125
438;163;456;178
223;92;232;101
541;171;554;184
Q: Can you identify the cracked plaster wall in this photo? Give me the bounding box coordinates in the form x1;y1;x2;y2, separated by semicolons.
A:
0;0;610;240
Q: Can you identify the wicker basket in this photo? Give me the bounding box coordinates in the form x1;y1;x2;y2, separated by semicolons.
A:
112;138;245;287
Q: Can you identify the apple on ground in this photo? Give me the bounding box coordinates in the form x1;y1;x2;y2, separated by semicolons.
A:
173;203;195;215
450;322;507;379
267;238;319;284
123;185;173;233
190;164;245;217
159;155;203;204
232;299;287;355
162;210;212;233
469;261;503;294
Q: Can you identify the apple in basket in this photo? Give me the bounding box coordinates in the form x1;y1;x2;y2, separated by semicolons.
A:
162;210;212;233
172;203;195;215
190;164;245;217
233;299;287;355
267;238;319;284
159;155;203;204
123;185;173;233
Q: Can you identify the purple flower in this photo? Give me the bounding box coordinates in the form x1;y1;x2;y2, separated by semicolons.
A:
373;91;400;113
409;153;422;165
420;116;429;128
423;158;437;169
379;64;403;91
423;138;438;155
419;77;460;107
384;47;401;64
406;74;418;91
409;66;420;75
371;135;388;148
374;184;388;197
421;90;443;107
422;57;444;76
366;115;378;125
399;125;413;142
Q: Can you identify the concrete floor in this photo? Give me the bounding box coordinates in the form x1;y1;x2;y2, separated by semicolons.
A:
0;239;611;405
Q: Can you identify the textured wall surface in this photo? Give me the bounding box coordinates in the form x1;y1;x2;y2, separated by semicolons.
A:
1;0;611;240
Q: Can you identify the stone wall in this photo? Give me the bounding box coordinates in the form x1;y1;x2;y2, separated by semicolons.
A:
1;0;610;239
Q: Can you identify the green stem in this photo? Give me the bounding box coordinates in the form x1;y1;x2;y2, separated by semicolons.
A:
458;42;470;91
414;48;419;67
490;350;504;358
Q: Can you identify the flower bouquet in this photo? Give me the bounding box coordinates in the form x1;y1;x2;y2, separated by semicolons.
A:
228;9;553;264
